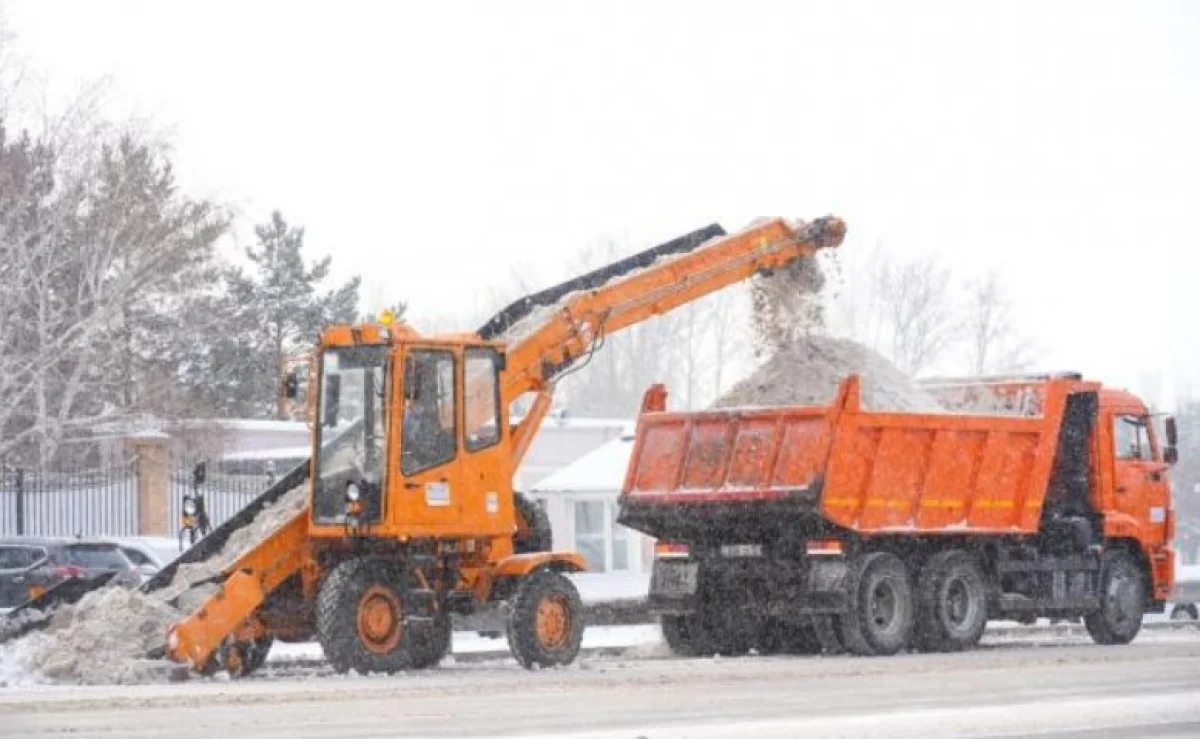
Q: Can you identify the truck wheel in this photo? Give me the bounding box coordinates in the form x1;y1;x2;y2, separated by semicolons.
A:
316;558;430;673
839;552;915;656
513;492;553;554
661;614;716;656
915;550;988;652
1084;549;1145;645
757;618;821;655
812;614;846;655
507;569;584;669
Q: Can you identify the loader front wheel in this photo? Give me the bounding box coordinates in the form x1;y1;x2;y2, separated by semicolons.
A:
317;558;428;674
839;552;915;656
507;569;584;669
410;614;452;669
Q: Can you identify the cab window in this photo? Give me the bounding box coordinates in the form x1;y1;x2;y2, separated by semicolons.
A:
1114;415;1153;461
401;350;457;476
464;348;502;452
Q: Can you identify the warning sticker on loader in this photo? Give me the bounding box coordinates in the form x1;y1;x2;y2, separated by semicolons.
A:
426;482;451;507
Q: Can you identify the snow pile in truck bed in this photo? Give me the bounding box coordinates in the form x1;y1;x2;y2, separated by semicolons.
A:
0;484;308;685
713;334;944;412
721;247;944;413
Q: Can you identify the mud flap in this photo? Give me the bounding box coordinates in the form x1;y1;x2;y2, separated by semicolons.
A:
648;559;700;614
804;558;850;614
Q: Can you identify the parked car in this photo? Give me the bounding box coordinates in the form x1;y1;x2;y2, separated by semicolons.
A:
102;537;179;581
0;537;141;611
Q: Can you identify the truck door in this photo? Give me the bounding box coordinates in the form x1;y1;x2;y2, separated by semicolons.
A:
399;347;463;527
1111;413;1171;546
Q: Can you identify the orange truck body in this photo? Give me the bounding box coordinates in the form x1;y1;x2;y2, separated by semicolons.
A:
622;373;1177;628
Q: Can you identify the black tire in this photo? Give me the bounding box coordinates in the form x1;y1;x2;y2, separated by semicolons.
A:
1170;603;1199;621
915;550;988;652
839;552;916;656
1084;549;1146;645
757;618;822;655
220;635;274;678
661;613;716;656
316;558;432;673
507;569;585;669
812;614;846;655
409;614;452;669
513;492;553;554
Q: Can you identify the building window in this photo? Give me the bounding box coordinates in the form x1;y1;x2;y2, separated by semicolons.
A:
572;499;632;573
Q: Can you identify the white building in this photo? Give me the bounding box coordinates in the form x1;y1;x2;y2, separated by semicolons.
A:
531;432;655;576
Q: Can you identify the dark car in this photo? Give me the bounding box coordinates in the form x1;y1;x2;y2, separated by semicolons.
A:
0;537;141;610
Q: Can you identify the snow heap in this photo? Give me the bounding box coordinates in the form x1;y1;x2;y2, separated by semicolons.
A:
715;249;943;412
0;484;308;686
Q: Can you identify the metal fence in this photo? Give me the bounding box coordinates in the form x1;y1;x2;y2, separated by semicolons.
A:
0;460;139;537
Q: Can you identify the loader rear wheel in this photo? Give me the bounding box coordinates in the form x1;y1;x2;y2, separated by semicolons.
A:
839;552;915;656
513;492;553;554
409;614;452;669
915;550;988;652
507;569;584;669
1084;549;1145;645
317;558;430;673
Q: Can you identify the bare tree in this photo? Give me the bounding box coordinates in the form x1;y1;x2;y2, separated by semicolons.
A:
961;270;1033;376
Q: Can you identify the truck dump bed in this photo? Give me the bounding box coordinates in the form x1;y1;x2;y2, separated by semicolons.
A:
620;375;1083;540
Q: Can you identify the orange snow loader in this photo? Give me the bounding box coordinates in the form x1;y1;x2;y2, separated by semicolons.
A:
6;214;842;677
620;373;1178;656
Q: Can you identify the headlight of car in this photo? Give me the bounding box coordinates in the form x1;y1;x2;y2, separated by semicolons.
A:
183;498;197;515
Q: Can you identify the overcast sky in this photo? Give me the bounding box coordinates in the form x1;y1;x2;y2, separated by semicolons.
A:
5;0;1199;405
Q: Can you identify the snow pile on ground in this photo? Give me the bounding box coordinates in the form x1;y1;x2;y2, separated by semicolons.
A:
0;587;180;685
0;484;308;685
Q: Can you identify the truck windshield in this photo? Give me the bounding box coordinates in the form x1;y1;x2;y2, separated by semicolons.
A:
313;345;389;524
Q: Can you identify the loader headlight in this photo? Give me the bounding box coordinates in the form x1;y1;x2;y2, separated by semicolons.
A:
183;499;197;515
345;483;361;502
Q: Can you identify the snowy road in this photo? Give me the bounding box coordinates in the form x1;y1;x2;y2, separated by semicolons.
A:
4;632;1200;738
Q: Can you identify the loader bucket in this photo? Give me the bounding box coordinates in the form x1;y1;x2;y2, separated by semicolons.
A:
0;572;118;644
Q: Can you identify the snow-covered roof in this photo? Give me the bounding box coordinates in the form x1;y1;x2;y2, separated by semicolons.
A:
531;433;636;494
220;446;311;462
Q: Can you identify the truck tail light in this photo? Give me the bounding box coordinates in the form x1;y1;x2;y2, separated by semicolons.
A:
655;542;690;559
806;539;844;556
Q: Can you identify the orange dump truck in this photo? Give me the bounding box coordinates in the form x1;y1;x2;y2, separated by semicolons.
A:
619;373;1178;656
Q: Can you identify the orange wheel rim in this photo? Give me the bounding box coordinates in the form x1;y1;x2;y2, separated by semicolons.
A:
357;585;403;654
225;644;245;676
535;594;570;649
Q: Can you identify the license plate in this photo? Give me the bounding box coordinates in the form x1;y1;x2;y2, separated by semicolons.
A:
721;544;762;558
651;561;699;597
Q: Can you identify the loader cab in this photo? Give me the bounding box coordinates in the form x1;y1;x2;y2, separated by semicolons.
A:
306;324;515;541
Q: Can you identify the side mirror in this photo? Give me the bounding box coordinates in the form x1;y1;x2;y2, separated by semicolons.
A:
282;370;299;400
1165;416;1178;466
324;374;342;428
192;461;206;486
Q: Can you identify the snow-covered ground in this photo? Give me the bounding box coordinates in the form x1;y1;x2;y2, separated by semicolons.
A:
6;631;1199;738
